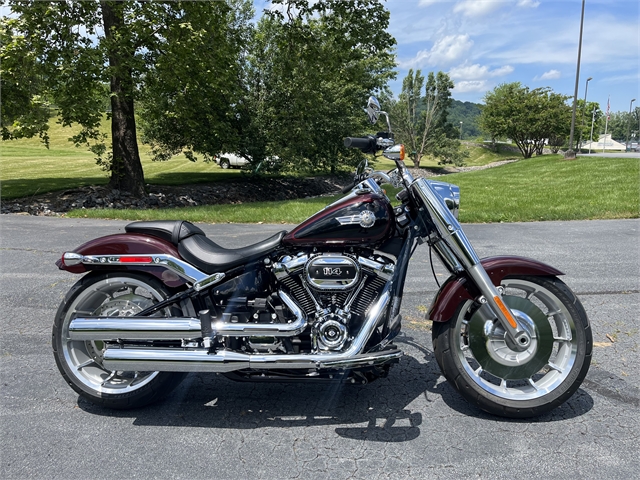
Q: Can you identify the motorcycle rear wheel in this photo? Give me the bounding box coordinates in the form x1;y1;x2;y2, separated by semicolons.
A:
52;272;187;409
432;275;592;418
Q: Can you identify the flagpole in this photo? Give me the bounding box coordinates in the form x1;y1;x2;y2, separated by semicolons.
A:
603;95;610;153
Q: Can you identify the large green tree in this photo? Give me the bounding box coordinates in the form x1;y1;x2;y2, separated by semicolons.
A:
238;0;396;174
480;83;571;159
1;1;248;196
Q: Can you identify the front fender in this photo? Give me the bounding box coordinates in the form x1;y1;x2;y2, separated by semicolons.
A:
55;233;186;288
427;256;563;323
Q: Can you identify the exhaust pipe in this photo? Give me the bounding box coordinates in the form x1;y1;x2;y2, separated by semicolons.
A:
68;290;306;341
102;285;393;373
102;347;402;373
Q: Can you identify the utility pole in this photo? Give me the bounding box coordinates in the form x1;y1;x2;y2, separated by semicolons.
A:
566;0;587;159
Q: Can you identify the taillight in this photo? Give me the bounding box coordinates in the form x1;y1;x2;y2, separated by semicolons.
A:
118;256;153;263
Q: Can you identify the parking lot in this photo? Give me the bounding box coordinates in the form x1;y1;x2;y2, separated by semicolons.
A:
1;216;638;479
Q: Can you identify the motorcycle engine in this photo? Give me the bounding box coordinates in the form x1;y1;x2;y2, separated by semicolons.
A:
273;252;394;352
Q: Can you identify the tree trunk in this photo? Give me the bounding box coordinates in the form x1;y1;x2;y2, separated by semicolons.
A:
101;1;145;197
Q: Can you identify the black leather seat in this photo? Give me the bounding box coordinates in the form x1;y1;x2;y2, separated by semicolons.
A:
125;221;286;274
178;230;286;274
125;221;205;246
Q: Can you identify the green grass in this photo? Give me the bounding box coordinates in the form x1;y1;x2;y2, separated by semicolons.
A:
1;119;515;200
449;155;640;223
67;155;639;224
0;119;244;199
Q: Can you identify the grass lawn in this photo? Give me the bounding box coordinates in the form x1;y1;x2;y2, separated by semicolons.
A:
0;120;244;199
1;118;512;200
67;155;639;224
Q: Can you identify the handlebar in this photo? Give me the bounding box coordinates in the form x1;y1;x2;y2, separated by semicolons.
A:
344;136;376;153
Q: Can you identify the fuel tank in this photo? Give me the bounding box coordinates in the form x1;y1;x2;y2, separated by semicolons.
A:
283;192;393;247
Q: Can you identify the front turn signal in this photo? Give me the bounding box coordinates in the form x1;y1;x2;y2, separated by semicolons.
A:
399;144;405;161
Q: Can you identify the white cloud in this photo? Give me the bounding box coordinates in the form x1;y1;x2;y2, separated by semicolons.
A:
517;0;540;8
400;34;474;69
454;80;489;93
418;0;440;6
534;69;561;81
453;0;502;17
449;62;514;80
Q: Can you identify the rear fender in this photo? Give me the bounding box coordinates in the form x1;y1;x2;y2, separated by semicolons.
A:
428;256;563;323
55;233;187;288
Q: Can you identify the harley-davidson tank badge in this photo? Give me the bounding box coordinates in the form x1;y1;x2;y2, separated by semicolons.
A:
336;210;376;229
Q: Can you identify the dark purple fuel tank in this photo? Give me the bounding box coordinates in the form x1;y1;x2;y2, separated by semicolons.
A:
283;192;394;247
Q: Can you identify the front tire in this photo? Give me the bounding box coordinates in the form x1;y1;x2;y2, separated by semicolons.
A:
432;275;592;418
52;272;187;409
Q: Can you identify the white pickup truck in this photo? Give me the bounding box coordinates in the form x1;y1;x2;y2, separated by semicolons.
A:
214;153;249;169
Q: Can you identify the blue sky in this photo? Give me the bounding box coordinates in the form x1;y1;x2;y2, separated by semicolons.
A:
259;0;639;112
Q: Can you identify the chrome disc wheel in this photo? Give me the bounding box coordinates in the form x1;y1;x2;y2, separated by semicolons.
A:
457;279;577;401
60;277;164;395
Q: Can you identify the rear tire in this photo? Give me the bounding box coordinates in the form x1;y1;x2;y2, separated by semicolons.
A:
52;272;187;410
220;159;230;169
432;275;592;418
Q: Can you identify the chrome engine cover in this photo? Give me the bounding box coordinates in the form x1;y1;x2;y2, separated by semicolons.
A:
305;254;360;290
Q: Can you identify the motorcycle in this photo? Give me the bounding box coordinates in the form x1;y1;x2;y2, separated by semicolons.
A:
53;97;592;418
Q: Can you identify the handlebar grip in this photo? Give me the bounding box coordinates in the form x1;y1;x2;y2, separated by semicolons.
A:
341;183;354;194
344;136;375;151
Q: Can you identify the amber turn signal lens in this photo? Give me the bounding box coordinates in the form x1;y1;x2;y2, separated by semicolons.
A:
493;296;518;329
399;144;405;160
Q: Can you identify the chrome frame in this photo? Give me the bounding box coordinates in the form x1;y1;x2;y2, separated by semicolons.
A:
68;253;212;284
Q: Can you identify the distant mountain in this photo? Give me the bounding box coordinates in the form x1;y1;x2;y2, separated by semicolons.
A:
447;99;483;140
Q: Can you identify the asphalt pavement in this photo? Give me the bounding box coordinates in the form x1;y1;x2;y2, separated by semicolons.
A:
1;215;638;479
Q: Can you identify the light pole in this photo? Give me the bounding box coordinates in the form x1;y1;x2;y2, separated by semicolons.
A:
626;98;636;151
566;0;587;159
578;76;592;151
459;121;463;141
588;107;596;154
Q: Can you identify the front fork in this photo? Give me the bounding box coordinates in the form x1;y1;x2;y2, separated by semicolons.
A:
410;178;532;350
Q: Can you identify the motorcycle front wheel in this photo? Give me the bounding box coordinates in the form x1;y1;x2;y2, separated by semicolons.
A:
52;272;187;409
432;275;592;418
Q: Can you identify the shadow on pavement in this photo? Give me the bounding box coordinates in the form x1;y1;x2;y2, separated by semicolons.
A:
77;335;594;441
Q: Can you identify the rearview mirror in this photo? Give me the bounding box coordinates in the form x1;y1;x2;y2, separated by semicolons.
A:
365;96;381;125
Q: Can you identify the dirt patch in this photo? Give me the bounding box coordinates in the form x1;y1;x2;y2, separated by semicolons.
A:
1;159;519;216
1;175;352;216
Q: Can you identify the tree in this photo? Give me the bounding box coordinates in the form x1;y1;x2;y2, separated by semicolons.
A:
1;1;248;196
390;70;457;167
447;99;483;140
480;83;571;159
576;99;603;150
236;0;396;174
605;109;640;142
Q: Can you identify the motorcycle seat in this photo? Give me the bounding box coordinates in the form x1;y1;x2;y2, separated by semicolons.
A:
124;220;286;274
125;220;205;245
178;230;287;274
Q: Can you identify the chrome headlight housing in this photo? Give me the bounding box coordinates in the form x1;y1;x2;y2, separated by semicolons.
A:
425;180;460;219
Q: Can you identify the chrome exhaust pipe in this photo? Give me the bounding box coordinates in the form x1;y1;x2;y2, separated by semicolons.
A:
102;347;402;373
68;290;306;341
102;284;393;373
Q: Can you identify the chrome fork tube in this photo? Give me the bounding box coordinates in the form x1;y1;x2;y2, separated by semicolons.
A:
411;178;531;348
